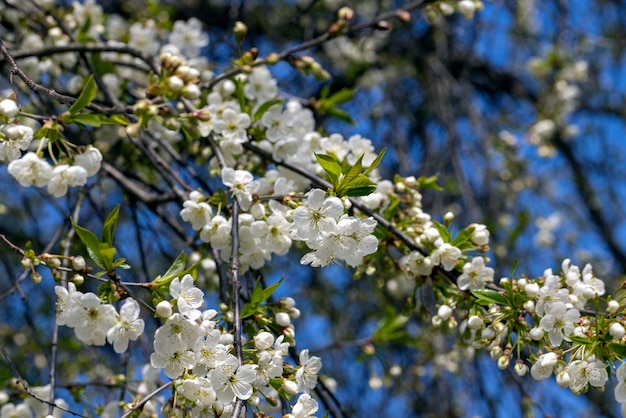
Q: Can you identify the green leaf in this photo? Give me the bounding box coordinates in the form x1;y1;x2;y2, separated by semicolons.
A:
91;53;116;76
101;205;120;247
363;148;386;176
417;174;443;191
69;75;97;115
155;251;187;284
70;113;102;127
323;107;354;124
324;88;356;106
99;246;116;271
315;153;342;187
234;78;246;109
70;217;105;269
569;335;592;345
452;226;475;247
431;221;450;242
340;175;377;197
373;308;410;343
608;343;626;358
253;99;284;123
338;154;363;189
471;289;509;306
99;114;130;126
241;278;284;318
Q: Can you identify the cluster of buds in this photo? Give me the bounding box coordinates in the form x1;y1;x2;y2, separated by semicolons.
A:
146;52;201;100
287;55;330;81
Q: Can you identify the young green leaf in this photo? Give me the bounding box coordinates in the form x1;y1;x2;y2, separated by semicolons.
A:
70;113;102;127
471;289;509;306
341;175;377;197
70;217;105;269
69;75;97;115
363;148;386;176
253;99;284;123
101;205;120;247
315;153;342;187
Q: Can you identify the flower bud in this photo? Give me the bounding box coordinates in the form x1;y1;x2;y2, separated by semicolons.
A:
31;272;42;284
610;323;626;339
338;7;354;21
72;274;84;285
556;370;571;388
0;99;19;118
525;283;540;298
437;304;453;320
71;256;86;271
523;300;535;313
467;315;483;330
529;327;544;341
156;301;172;318
481;327;495;340
607;300;621;314
490;346;503;360
514;362;528;376
182;84;201;100
254;331;275;351
275;312;291;327
282;379;298;395
497;356;510;370
233;21;248;44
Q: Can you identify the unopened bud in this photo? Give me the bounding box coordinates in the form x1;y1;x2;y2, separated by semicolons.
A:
338;7;354;21
490;346;503;360
556;370;571;388
514;361;528;376
156;301;172;318
233;21;247;44
282;379;298;395
497;356;509;370
397;10;411;23
72;274;84;285
71;256;86;271
437;304;453;320
375;21;392;31
275;312;291;327
608;300;621;314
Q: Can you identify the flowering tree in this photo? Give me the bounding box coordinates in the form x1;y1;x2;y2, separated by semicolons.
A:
1;0;626;417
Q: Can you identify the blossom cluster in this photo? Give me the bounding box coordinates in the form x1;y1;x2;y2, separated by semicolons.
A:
147;275;320;416
55;282;145;353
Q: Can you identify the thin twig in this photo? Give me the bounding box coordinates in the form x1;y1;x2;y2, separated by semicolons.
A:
120;380;173;418
0;39;128;115
1;347;86;418
203;0;432;89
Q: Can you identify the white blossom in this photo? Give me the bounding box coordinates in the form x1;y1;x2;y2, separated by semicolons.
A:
106;298;145;353
8;152;52;187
